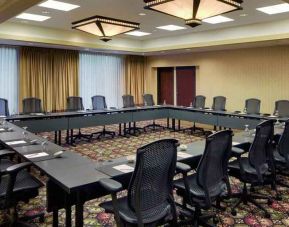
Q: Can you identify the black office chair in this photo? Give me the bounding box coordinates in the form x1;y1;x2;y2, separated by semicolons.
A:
66;96;91;144
90;95;116;139
0;162;44;226
0;98;9;116
212;96;226;130
174;130;233;226
245;98;261;115
183;95;206;135
22;98;42;114
143;94;165;131
228;120;274;218
274;100;289;117
99;139;179;227
273;120;289;188
212;96;226;111
0;149;15;173
122;95;143;136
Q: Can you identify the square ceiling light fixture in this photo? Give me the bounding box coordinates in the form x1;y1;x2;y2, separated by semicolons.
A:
39;0;80;11
72;15;140;42
16;13;50;21
144;0;243;27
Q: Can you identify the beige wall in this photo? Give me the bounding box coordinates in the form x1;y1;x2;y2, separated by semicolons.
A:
146;45;289;113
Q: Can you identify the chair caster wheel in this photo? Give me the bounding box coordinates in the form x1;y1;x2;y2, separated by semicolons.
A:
231;210;237;216
264;213;271;219
268;199;273;205
213;217;219;224
276;195;282;201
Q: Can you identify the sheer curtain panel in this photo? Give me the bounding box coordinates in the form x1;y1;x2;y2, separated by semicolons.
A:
79;52;125;109
0;46;18;114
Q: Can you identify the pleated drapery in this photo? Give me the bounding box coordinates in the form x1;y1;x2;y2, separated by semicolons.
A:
125;55;147;105
19;47;79;112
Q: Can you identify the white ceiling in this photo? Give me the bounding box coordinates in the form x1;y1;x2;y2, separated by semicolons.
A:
8;0;289;41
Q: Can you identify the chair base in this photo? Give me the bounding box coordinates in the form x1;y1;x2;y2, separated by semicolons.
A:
66;129;91;145
124;122;143;136
143;120;165;131
230;183;272;218
177;204;218;227
91;127;116;140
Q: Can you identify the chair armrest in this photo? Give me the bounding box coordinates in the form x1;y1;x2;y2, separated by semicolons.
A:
176;162;191;174
231;147;248;157
99;178;123;193
6;162;32;175
0;150;15;158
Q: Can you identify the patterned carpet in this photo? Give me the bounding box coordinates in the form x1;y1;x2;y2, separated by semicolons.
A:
1;120;289;227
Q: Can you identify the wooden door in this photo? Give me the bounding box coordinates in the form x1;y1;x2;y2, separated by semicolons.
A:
157;67;174;105
176;66;196;106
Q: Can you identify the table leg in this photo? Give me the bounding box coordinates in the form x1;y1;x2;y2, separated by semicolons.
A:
119;124;122;136
172;119;176;131
65;206;72;227
58;130;61;145
167;118;170;129
70;129;74;145
54;131;57;144
178;120;181;131
53;209;59;227
75;203;84;227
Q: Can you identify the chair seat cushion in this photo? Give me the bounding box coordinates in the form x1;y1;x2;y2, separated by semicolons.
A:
273;150;286;164
228;158;269;183
100;197;172;224
0;169;42;209
174;174;227;208
0;159;14;173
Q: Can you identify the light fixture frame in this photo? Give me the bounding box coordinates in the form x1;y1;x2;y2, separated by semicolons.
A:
72;15;140;42
144;0;243;27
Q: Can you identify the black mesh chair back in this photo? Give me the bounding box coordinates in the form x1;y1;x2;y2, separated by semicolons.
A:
0;98;9;116
212;96;226;111
196;130;232;199
91;95;107;110
127;139;178;219
245;98;261;114
193;95;206;109
274;100;289;117
122;95;135;108
22;98;42;114
66;96;84;111
248;120;274;178
143;94;155;106
278;120;289;162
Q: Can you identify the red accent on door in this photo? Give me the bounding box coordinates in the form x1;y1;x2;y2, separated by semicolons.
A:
157;67;174;105
176;66;196;106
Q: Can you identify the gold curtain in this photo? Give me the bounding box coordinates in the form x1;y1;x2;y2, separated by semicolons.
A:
19;47;79;112
125;55;147;105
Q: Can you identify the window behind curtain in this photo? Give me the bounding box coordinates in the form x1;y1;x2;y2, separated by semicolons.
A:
79;52;125;109
0;46;18;114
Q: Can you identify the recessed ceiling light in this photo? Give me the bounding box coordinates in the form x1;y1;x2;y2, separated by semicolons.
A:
42;11;50;14
240;13;248;17
139;13;146;16
256;3;289;15
203;15;234;24
157;25;186;31
126;31;151;37
16;13;50;22
39;0;80;11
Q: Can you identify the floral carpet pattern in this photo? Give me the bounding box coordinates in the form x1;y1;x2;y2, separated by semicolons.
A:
1;120;289;226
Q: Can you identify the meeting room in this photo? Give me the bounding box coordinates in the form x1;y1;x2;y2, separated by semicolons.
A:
1;0;289;226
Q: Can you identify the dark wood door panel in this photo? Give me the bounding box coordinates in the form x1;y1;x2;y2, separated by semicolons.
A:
176;66;196;106
157;67;174;105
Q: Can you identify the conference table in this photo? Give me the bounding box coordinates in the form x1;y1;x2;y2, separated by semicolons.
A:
5;105;288;145
0;106;287;227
